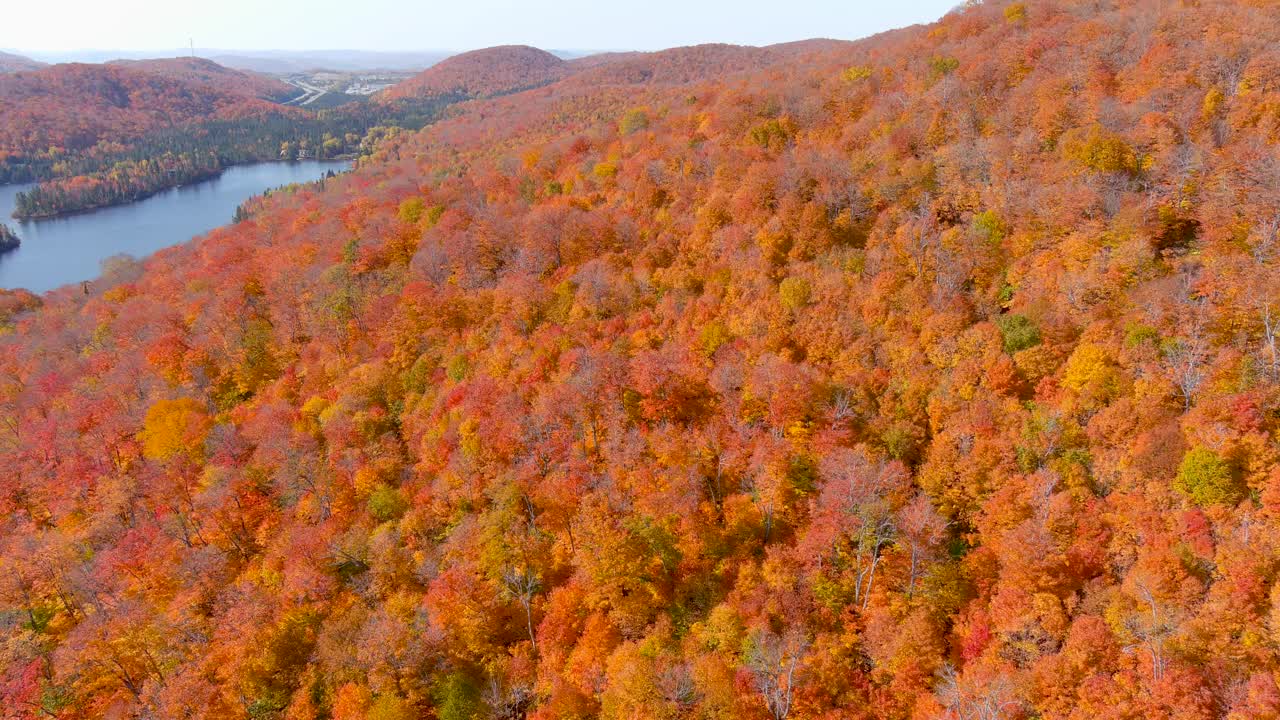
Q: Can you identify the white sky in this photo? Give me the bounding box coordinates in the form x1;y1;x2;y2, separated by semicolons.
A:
4;0;959;53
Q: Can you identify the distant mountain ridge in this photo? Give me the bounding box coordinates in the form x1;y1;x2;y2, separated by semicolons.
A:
16;48;457;73
210;50;457;74
380;40;855;102
561;39;850;88
380;45;568;101
108;57;296;102
0;51;44;73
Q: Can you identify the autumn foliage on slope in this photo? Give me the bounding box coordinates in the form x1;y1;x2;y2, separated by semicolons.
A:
107;57;297;102
0;52;45;74
9;0;1280;718
381;45;568;101
0;62;299;156
561;40;851;88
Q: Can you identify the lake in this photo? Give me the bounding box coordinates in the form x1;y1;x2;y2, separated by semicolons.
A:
0;160;350;293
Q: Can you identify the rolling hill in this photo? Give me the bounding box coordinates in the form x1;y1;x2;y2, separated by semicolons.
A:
381;40;860;103
0;51;44;73
562;40;850;87
0;62;295;154
108;56;297;102
380;44;568;100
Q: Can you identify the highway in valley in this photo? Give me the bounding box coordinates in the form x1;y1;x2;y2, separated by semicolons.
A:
282;78;328;106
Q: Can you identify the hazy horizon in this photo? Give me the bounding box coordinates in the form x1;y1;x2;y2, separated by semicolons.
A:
3;0;957;54
8;48;619;62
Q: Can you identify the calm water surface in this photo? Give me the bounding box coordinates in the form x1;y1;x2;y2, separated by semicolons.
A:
0;160;349;293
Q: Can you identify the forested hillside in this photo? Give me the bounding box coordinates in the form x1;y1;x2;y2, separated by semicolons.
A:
6;1;1280;719
107;57;297;102
0;60;459;216
0;62;292;157
0;52;45;73
0;61;305;190
380;45;569;101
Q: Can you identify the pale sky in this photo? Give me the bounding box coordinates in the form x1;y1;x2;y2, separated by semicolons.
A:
5;0;958;53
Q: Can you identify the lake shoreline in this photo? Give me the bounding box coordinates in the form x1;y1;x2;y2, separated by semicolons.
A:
10;167;226;221
0;160;350;293
7;155;357;221
0;224;19;253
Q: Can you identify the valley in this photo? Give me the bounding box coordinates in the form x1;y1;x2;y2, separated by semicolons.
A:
283;70;417;106
0;56;456;218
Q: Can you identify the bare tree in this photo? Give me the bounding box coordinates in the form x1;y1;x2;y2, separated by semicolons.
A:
657;662;700;713
1124;579;1174;682
852;512;897;610
936;665;1022;720
819;448;906;608
1247;215;1280;379
483;672;533;720
1163;332;1209;412
1162;272;1211;412
828;390;856;431
903;197;941;278
502;566;541;651
746;627;810;720
897;494;948;598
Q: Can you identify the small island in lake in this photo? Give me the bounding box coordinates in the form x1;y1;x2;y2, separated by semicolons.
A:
0;223;19;253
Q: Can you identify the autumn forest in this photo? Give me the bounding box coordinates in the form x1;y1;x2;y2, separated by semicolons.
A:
0;58;458;218
4;0;1280;718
